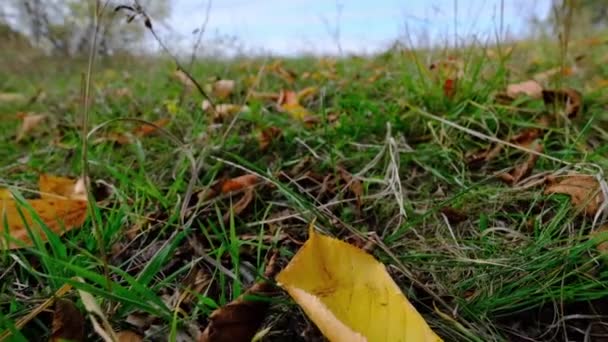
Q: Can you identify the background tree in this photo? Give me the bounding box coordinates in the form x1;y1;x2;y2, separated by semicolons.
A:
3;0;170;56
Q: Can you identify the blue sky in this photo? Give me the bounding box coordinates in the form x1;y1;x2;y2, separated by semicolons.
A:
164;0;551;55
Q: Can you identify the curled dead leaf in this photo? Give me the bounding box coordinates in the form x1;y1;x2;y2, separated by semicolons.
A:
545;174;604;216
542;88;582;118
202;100;250;122
51;298;85;342
133;118;170;137
221;174;259;194
199;253;280;342
506;80;543;99
497;143;543;185
258;127;282;151
223;188;254;222
440;207;468;224
210;79;236;99
16;113;47;142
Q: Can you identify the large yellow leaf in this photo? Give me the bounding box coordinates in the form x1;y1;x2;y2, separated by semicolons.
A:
276;227;442;342
1;175;88;249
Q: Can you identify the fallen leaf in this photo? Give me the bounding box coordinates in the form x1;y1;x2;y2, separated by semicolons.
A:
278;90;313;121
1;175;88;249
443;78;456;98
542;88;582;118
440;207;468;224
51;298;85;342
223;188;254;222
173;69;196;90
77;279;118;342
338;167;363;210
116;331;144;342
506;80;543;99
0;283;73;341
201;100;250;122
0;197;88;249
200;253;280;342
221;174;259;194
276;225;442;342
16;113;47;142
0;189;13;199
210;79;236;99
498;143;543;185
133;118;170;137
545;174;604;216
39;174;85;200
258;127;282;151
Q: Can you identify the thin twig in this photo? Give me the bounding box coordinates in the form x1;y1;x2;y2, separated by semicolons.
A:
81;0;112;291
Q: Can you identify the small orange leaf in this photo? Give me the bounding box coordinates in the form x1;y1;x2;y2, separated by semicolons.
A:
133;118;170;137
443;79;456;98
545;174;604;216
221;174;259;193
258;127;282;151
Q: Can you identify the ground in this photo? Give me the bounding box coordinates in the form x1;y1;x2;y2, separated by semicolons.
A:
1;34;608;342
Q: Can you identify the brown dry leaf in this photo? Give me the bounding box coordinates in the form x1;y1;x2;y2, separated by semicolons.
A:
506;80;543;99
116;331;144;342
258;127;282;151
199;253;280;342
440;207;468;224
16;113;47;142
468;127;543;167
202;100;250;122
0;198;88;249
221;174;259;194
51;298;85;342
133;118;171;137
210;79;236;99
498;143;543;185
338;167;363;210
223;188;254;222
93;132;133;145
542;88;582;118
545;174;604;216
173;69;195;90
467;144;503;167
